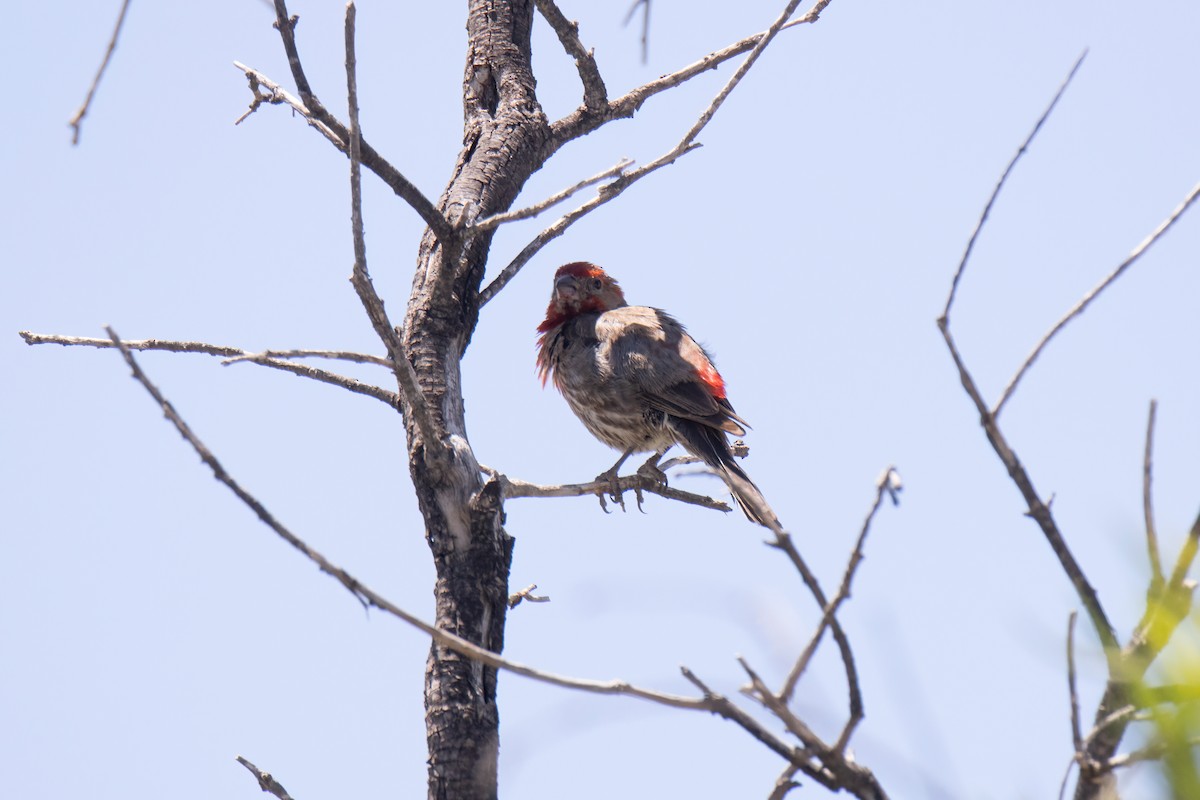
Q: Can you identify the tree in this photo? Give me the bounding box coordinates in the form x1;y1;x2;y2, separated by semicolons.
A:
7;1;1200;798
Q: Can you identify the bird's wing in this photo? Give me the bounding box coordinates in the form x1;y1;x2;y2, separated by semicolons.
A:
598;306;748;436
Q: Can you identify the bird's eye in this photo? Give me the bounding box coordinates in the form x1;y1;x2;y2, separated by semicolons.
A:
590;278;603;290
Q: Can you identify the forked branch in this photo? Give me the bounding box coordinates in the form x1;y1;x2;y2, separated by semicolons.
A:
19;331;399;408
937;51;1200;800
481;0;833;307
68;0;133;145
232;0;454;245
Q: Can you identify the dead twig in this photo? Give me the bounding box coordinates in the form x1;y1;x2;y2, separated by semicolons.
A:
487;0;833;304
69;0;133;145
471;157;633;243
485;466;733;514
343;3;444;455
20;331;398;408
231;0;454;244
942;50;1087;325
787;467;899;754
936;53;1121;661
535;0;607;113
994;180;1200;418
99;326;722;710
221;348;391;368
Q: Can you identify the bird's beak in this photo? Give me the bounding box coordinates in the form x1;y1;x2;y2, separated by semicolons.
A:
554;274;579;301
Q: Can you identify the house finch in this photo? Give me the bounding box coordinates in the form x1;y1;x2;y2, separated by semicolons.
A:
536;262;781;530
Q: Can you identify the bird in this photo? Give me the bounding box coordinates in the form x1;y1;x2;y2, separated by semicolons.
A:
536;261;780;530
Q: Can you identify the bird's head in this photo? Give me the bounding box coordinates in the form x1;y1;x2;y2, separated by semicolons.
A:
537;262;627;332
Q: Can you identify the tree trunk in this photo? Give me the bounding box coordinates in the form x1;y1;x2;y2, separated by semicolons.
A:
401;2;550;798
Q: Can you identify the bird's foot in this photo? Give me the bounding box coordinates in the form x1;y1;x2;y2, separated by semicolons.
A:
594;467;625;514
635;457;668;486
630;455;669;514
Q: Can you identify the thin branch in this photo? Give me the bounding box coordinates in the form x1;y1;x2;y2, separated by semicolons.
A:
553;0;831;143
1143;399;1165;589
99;336;889;796
232;62;343;146
236;756;295;800
767;764;802;800
941;50;1087;324
101;326;718;710
535;0;607;113
489;0;830;307
233;0;454;244
343;4;444;454
20;331;399;408
740;657;824;751
934;55;1124;658
68;0;133;145
471;157;633;241
221;348;392;368
735;655;891;798
782;467;897;705
994;179;1200;417
485;466;733;514
784;467;899;754
939;316;1120;658
680;667;825;784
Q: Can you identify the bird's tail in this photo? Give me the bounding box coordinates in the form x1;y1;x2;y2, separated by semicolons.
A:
672;420;782;531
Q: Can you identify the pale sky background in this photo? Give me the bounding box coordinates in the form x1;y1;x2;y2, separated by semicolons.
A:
3;1;1199;798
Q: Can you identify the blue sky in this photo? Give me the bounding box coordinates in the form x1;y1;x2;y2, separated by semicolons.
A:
3;1;1198;798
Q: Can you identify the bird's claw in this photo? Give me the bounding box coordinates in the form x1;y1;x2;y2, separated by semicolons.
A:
594;468;625;514
635;460;668;486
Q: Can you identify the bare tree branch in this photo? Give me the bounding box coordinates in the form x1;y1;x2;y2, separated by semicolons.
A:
782;466;898;713
994;179;1200;418
941;50;1087;324
485;0;832;308
221;348;391;368
231;1;455;245
470;157;633;244
484;465;733;513
236;756;296;800
936;55;1122;660
97;326;725;710
535;0;607;113
232;62;342;144
941;317;1120;659
78;325;892;798
20;331;399;407
343;5;444;457
551;0;833;143
68;0;133;145
771;527;864;718
936;52;1200;800
768;765;801;800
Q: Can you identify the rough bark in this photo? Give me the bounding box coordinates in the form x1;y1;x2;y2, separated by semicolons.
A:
401;2;551;798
